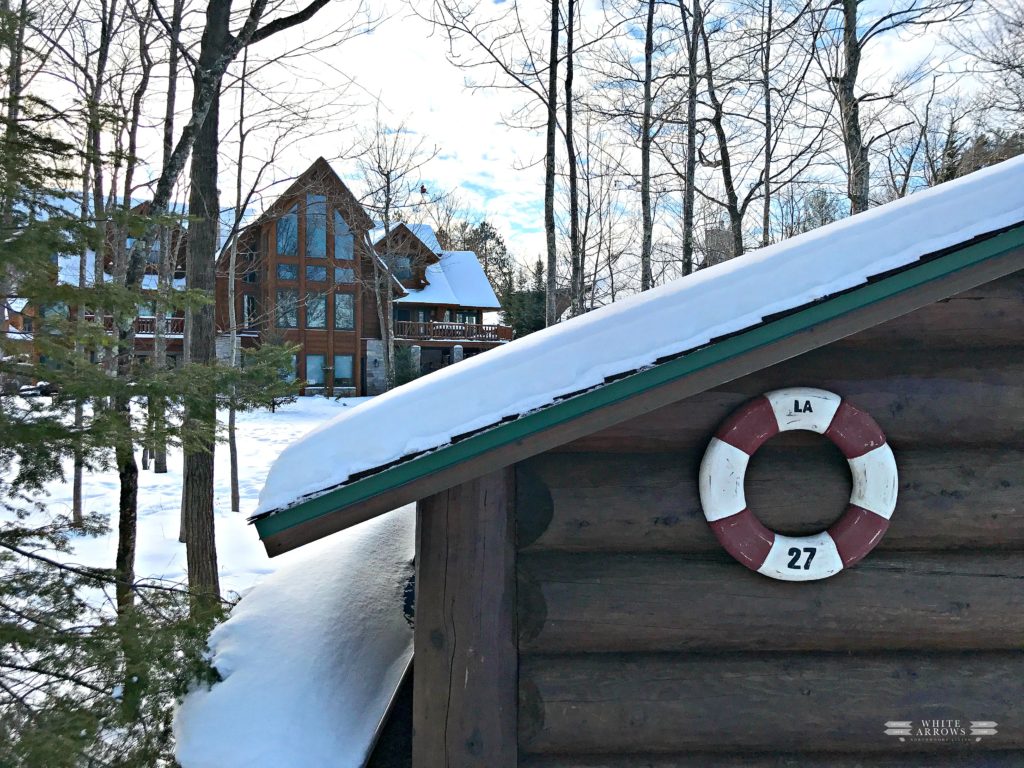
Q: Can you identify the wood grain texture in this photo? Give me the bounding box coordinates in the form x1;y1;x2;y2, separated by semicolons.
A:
560;347;1024;453
519;752;1024;767
519;652;1024;754
833;271;1024;350
517;552;1024;653
413;468;517;768
518;448;1024;553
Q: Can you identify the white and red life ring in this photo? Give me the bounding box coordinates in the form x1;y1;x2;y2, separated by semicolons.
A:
699;388;898;581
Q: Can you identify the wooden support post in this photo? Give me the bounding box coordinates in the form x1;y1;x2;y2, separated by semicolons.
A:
413;467;517;768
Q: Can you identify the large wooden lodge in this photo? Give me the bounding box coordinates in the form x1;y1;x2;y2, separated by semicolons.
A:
5;159;507;395
249;157;1024;766
214;158;508;395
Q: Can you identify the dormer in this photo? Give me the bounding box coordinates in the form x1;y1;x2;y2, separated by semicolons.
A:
370;223;442;290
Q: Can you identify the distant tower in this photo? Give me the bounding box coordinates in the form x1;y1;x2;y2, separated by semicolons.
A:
704;227;736;267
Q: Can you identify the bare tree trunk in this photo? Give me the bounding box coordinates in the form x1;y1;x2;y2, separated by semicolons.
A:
760;0;773;246
73;152;91;527
701;23;745;258
565;0;582;315
227;49;248;513
0;0;27;342
640;0;655;291
377;202;397;388
839;0;868;214
182;0;230;612
544;0;558;325
680;0;700;275
112;0;152;621
152;0;182;476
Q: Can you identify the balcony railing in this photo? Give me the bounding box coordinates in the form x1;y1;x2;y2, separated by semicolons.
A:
85;314;186;336
134;316;185;336
394;320;513;343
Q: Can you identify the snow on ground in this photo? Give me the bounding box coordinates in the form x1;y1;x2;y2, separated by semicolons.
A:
174;504;415;768
6;396;369;595
258;156;1024;516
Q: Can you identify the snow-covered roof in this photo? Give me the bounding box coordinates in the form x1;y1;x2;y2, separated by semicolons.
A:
175;506;415;768
370;222;442;254
395;250;501;309
6;297;27;314
56;253;185;290
255;156;1024;519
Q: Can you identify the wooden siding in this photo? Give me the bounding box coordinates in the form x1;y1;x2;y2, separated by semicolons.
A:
513;270;1024;764
414;468;518;768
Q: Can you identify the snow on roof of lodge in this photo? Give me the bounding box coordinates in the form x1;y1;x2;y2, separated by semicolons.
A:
174;505;415;768
395;250;501;309
7;297;27;314
56;252;186;290
370;221;443;255
255;156;1024;519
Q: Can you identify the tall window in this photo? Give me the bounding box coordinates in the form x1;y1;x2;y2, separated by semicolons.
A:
275;289;298;328
277;263;298;281
334;266;355;284
242;294;257;327
334;293;354;330
276;203;298;256
306;265;327;282
305;354;325;386
334;354;354;387
334;211;353;261
391;255;412;280
280;354;297;382
306;293;327;329
307;194;327;258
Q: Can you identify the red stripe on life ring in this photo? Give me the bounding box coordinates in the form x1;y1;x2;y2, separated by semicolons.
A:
824;401;887;459
827;504;890;567
714;396;779;455
709;509;775;570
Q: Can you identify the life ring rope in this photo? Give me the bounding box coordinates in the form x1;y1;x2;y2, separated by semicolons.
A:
699;388;898;582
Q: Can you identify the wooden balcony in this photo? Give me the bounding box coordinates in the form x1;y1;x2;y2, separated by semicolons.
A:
85;314;185;336
394;320;513;343
134;316;185;336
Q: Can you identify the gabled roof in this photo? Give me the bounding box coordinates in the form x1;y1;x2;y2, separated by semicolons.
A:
243;157;374;235
395;251;501;309
371;222;443;255
252;156;1024;556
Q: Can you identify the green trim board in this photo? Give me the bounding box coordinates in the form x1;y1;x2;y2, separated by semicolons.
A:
254;224;1024;543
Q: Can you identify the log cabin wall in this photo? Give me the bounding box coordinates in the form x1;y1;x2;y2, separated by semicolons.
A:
513;271;1024;766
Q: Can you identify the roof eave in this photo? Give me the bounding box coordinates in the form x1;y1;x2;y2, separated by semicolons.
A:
253;225;1024;556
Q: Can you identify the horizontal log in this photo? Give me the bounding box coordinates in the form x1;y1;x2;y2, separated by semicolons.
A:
559;347;1024;452
517;552;1024;653
517;448;1024;552
520;752;1024;768
519;652;1024;754
832;271;1024;350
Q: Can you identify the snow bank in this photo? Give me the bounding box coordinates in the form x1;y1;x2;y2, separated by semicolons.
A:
257;156;1024;516
174;505;415;768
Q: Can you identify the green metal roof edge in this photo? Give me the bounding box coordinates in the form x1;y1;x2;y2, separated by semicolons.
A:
254;225;1024;541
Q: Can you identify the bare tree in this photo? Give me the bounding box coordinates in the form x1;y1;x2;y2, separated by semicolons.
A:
357;109;438;389
812;0;971;214
952;0;1024;127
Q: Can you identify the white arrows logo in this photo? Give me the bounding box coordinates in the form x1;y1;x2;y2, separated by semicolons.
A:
884;720;998;743
970;721;998;740
884;721;913;741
